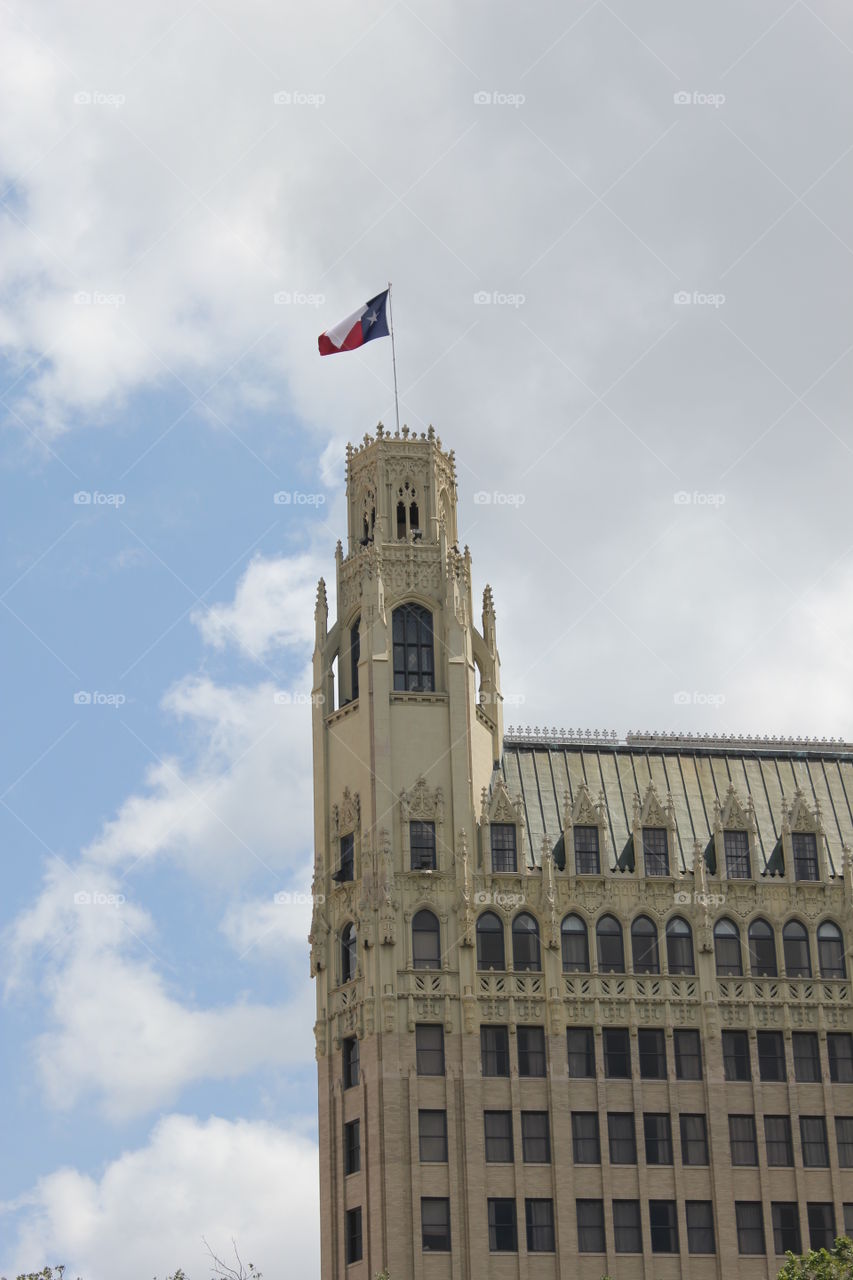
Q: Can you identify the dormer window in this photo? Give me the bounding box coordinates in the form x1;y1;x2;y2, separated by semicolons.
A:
793;832;819;881
643;827;669;876
491;823;517;873
574;826;600;875
724;830;750;879
392;604;434;692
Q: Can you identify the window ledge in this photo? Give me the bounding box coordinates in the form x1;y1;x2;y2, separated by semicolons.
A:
390;691;447;705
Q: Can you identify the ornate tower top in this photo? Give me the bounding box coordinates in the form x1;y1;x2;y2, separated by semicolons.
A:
344;422;458;554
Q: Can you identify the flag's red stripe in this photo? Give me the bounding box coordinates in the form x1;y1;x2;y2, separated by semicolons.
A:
317;319;364;356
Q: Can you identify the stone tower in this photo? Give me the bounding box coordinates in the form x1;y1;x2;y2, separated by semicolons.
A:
310;424;502;1278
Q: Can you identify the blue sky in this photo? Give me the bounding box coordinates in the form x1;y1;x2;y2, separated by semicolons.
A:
1;1;852;1275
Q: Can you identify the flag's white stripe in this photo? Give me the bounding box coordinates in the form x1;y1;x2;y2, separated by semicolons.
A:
324;302;368;349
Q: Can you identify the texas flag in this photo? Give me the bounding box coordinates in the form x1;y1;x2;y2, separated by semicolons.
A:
318;289;390;356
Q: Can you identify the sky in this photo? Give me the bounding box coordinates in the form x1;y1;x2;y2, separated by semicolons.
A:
1;1;852;1276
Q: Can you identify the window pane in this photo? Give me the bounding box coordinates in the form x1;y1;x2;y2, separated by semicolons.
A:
765;1115;794;1166
608;1113;637;1164
757;1031;786;1082
597;915;624;973
772;1202;801;1255
783;922;811;976
561;915;589;972
574;825;600;874
808;1203;836;1252
819;924;847;978
649;1200;678;1253
644;1113;673;1165
481;1025;510;1077
793;832;819;881
490;823;517;873
836;1116;853;1167
725;829;750;878
577;1199;605;1253
638;1028;666;1079
715;920;743;976
421;1198;450;1252
410;822;436;871
643;827;670;876
674;1028;702;1080
345;1207;363;1263
517;1026;546;1077
729;1114;758;1165
525;1199;555;1253
338;832;354;881
800;1115;829;1167
680;1114;709;1165
521;1111;550;1163
631;917;659;974
344;1119;360;1175
666;917;695;974
686;1201;715;1254
488;1199;517;1252
343;1037;359;1089
735;1202;765;1255
567;1027;595;1078
412;909;440;968
722;1030;751;1081
571;1112;600;1164
793;1031;821;1082
476;912;505;970
418;1110;447;1162
829;1033;853;1082
603;1027;631;1078
416;1024;444;1076
613;1200;642;1253
748;920;777;976
512;913;541;971
484;1111;513;1163
392;604;434;692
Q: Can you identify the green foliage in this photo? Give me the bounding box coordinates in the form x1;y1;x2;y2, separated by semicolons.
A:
777;1237;853;1278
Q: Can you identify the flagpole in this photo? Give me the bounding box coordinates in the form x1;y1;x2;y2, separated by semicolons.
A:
387;281;400;433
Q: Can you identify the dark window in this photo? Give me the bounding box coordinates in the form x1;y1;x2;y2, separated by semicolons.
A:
349;619;360;701
772;1203;801;1255
338;831;354;882
607;1113;637;1164
680;1114;709;1165
577;1199;605;1253
643;827;670;876
422;1198;450;1252
345;1207;363;1263
415;1024;444;1076
631;916;659;974
714;918;743;976
396;499;406;539
638;1028;666;1079
521;1111;550;1163
409;499;419;531
649;1200;678;1253
490;823;517;873
793;1031;821;1082
574;825;600;874
567;1027;595;1078
783;920;812;976
808;1203;836;1252
725;829;751;879
418;1110;447;1162
674;1029;702;1080
793;832;819;881
512;913;541;971
344;1119;360;1174
686;1201;715;1254
836;1116;853;1167
596;915;625;973
729;1114;758;1165
603;1027;631;1078
818;922;846;977
666;916;695;974
613;1200;642;1253
748;918;777;976
735;1202;765;1255
757;1030;786;1082
342;1036;359;1089
800;1115;829;1166
484;1111;513;1163
561;914;589;972
644;1113;673;1165
340;922;357;983
765;1115;794;1166
476;912;505;970
517;1026;546;1077
572;1112;600;1164
412;909;440;969
481;1025;509;1077
722;1030;751;1081
410;821;436;870
845;1204;853;1238
392;604;434;692
525;1199;555;1253
829;1032;853;1082
488;1198;517;1252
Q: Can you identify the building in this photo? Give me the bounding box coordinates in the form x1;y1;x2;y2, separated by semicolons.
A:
309;426;853;1279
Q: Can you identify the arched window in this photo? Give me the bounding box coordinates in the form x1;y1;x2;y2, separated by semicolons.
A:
596;915;624;973
631;916;659;974
412;909;440;970
396;500;406;540
782;920;811;977
561;914;589;972
818;921;846;978
476;912;505;971
341;922;357;983
748;918;777;976
350;617;360;702
512;913;541;971
392;604;434;692
714;918;742;976
666;916;695;975
409;500;419;531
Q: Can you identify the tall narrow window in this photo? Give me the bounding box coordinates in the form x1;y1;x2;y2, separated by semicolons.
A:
596;915;624;973
342;1036;359;1088
729;1114;758;1165
818;921;846;977
724;829;751;878
345;1207;363;1263
490;823;517;873
525;1200;555;1253
484;1111;513;1162
674;1028;702;1079
421;1199;450;1252
574;825;600;874
340;922;357;983
576;1200;605;1253
765;1115;794;1166
517;1026;546;1077
521;1111;550;1163
828;1033;853;1082
409;499;419;532
735;1202;765;1255
722;1030;751;1081
488;1199;517;1252
571;1112;600;1164
418;1110;447;1162
344;1119;360;1174
567;1027;595;1078
349;618;360;701
638;1028;666;1079
649;1201;678;1253
793;832;819;881
714;918;743;975
561;914;589;972
613;1200;642;1253
643;827;669;876
476;912;505;970
481;1025;510;1077
748;918;777;976
337;831;354;883
392;604;434;692
808;1203;836;1252
792;1032;821;1082
412;909;440;969
631;916;659;974
603;1027;630;1078
512;913;541;971
607;1114;637;1164
772;1203;801;1255
644;1113;673;1165
680;1114;709;1165
410;821;436;870
666;916;695;974
757;1030;786;1082
783;920;812;976
396;500;406;539
415;1024;445;1076
836;1116;853;1167
800;1115;829;1167
686;1202;715;1254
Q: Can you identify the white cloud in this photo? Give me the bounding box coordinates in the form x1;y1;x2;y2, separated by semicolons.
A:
192;554;324;660
1;1114;320;1280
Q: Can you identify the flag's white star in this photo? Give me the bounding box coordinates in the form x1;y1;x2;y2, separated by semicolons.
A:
365;309;378;326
